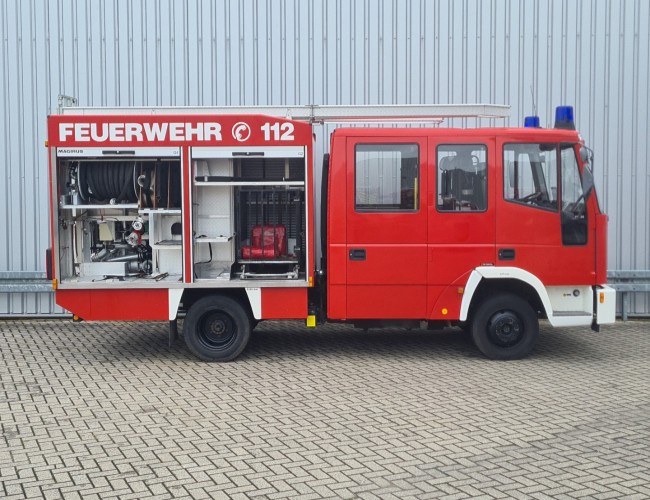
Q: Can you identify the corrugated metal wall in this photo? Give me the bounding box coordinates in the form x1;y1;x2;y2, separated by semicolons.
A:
1;0;649;315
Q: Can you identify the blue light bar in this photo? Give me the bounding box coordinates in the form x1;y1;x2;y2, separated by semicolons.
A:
554;105;575;130
524;116;540;128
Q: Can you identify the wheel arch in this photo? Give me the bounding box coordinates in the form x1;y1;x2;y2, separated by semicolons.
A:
460;267;552;322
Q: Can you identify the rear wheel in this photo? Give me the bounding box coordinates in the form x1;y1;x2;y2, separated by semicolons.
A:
184;296;251;361
471;293;538;360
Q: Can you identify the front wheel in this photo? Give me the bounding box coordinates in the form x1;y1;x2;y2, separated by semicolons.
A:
471;293;539;360
184;296;251;361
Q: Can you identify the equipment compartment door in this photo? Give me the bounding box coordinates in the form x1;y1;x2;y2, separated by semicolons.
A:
345;137;428;319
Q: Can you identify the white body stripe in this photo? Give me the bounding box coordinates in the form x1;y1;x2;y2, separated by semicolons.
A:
245;288;262;319
168;289;183;320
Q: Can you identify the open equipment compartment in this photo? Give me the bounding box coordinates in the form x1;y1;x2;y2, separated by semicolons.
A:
235;151;306;280
55;148;183;285
191;146;307;282
191;152;236;281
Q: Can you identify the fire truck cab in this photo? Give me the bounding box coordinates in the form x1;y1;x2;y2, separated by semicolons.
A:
47;104;616;361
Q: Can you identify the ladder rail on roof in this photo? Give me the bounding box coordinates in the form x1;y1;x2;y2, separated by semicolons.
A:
56;100;510;122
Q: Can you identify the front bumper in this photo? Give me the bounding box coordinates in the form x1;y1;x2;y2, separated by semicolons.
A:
595;285;616;324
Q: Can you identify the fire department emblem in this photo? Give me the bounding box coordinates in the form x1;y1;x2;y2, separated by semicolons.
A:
232;122;251;142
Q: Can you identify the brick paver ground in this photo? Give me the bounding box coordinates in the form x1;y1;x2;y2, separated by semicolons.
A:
1;319;649;499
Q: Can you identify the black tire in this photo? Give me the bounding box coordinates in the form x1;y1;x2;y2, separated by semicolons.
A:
183;296;251;361
471;293;539;360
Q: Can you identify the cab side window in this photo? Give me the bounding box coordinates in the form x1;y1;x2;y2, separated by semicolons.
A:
437;144;487;212
560;145;588;245
355;144;419;212
503;143;558;211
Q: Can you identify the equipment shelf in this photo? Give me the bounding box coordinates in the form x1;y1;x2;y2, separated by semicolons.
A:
61;204;139;210
195;235;234;243
195;180;304;187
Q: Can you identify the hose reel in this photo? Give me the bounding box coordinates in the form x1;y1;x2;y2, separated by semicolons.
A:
74;161;181;208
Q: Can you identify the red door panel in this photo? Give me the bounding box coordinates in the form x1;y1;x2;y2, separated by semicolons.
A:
345;137;428;319
427;139;497;318
346;285;427;318
496;140;596;285
346;245;428;285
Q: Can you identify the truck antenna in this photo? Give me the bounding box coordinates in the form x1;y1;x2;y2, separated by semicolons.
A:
530;85;537;117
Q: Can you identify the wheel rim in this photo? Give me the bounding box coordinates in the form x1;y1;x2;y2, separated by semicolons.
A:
197;311;237;351
486;310;524;348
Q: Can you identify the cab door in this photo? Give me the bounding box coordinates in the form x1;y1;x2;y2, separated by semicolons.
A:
345;137;428;319
427;139;497;319
496;141;595;284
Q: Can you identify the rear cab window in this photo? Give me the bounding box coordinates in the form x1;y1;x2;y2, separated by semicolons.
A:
437;144;488;212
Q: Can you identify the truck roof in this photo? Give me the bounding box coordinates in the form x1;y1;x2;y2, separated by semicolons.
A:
331;126;582;142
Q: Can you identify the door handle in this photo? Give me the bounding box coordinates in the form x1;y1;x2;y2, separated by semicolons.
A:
498;248;516;261
349;249;366;261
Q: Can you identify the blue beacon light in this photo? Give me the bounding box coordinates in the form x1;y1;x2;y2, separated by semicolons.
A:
554;105;575;130
524;116;540;128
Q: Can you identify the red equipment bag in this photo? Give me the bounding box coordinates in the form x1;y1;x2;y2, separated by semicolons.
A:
241;224;286;259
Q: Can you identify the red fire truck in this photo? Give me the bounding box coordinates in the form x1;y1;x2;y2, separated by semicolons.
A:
46;103;615;361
